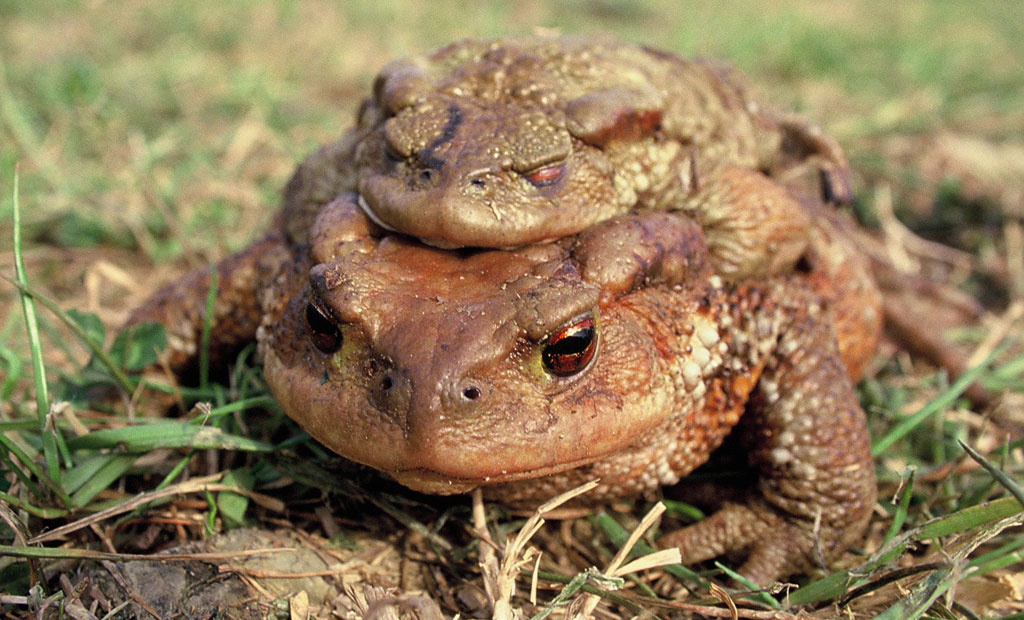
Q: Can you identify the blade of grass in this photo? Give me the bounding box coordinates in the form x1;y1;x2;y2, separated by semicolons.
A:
3;276;133;394
99;600;133;619
65;420;274;453
789;496;1024;607
918;496;1022;539
987;350;1024;389
61;454;116;495
26;473;227;544
662;499;705;523
966;536;1024;575
872;510;1024;620
203;488;217;536
0;345;23;399
0;420;38;432
115;451;195;528
139;378;233;400
958;440;1024;507
0;441;42;498
591;511;708;590
69;455;135;508
883;468;915;545
0;491;66;519
230;347;263;398
529;569;592;620
872;344;1009;457
10;169;59;482
525;569;644;614
0;421;73;507
202;395;280;423
786;568;861;606
838;561;950;611
714;562;779;608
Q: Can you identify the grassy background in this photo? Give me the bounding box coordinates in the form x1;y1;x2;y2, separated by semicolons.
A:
2;1;1021;267
1;1;1023;618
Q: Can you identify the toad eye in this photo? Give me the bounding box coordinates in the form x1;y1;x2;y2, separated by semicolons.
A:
305;302;342;354
524;162;566;187
542;315;597;377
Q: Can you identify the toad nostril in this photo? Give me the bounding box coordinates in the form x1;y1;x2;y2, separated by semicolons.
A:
419;169;433;182
462;386;481;401
366;363;410;418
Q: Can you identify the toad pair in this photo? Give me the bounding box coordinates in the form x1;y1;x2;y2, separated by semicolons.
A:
130;36;880;586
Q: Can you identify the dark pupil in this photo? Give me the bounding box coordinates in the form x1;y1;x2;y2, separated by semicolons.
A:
305;303;342;354
542;317;596;377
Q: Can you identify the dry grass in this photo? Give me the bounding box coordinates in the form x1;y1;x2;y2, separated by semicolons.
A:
1;1;1023;618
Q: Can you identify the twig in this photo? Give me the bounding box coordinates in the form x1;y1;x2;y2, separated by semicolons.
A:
219;562;362;579
27;474;227;543
476;480;601;620
1;545;293;563
572;502;680;620
965;301;1024;368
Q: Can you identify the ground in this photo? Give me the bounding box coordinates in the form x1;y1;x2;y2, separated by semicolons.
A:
0;2;1022;619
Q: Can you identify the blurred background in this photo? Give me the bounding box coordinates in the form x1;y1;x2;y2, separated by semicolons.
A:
0;0;1021;334
0;3;1022;614
4;1;1019;254
0;1;1019;297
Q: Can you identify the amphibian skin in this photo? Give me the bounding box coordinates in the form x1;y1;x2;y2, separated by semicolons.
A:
126;36;882;587
284;36;849;279
262;195;877;586
129;187;880;586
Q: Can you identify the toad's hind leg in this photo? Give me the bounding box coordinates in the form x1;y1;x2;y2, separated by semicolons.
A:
126;232;293;375
685;165;812;281
660;301;875;586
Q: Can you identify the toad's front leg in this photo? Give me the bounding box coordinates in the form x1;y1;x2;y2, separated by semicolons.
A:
660;291;876;587
126;232;293;375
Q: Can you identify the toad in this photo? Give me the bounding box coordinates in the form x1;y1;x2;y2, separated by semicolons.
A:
129;187;879;586
127;36;882;587
284;36;850;279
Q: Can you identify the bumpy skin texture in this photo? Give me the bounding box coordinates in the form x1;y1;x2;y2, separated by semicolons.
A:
126;38;883;587
255;196;878;586
129;197;880;586
283;36;849;280
128;194;880;586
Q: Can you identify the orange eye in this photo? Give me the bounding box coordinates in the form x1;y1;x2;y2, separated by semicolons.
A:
305;302;342;354
525;163;566;187
542;315;597;377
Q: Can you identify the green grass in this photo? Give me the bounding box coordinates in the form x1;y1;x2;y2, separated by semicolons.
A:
1;1;1023;618
2;1;1022;258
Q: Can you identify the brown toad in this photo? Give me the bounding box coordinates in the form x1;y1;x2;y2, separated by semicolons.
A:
285;36;849;279
130;187;880;586
127;37;882;587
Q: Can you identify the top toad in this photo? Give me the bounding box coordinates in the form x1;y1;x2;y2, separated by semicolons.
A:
285;36;849;279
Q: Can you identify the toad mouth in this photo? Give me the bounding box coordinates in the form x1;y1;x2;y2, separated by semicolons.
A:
388;455;604;496
356;193;397;232
356;192;463;249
